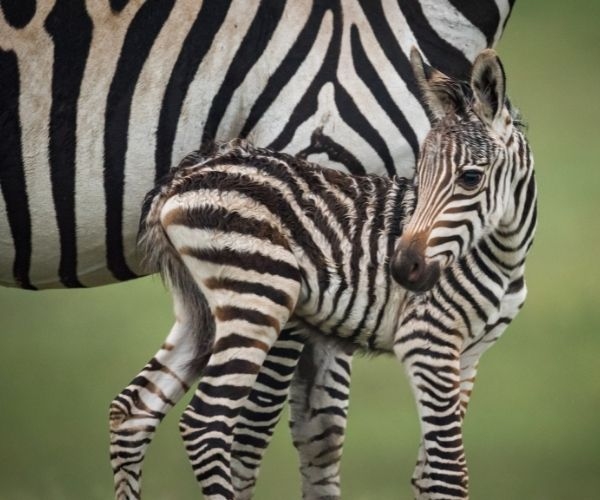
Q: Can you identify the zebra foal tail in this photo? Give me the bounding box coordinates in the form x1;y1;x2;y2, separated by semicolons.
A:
137;151;216;371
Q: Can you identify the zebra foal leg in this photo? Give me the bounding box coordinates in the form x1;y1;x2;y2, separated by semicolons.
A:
395;342;468;500
178;273;300;498
289;335;354;500
110;296;204;499
232;325;305;499
409;355;479;497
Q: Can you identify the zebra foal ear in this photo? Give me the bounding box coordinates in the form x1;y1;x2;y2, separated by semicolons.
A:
410;47;463;121
470;49;508;133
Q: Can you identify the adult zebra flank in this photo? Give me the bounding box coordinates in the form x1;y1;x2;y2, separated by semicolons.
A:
133;47;536;500
0;1;516;498
0;0;515;290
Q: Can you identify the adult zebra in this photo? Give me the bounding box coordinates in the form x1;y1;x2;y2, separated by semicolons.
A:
0;0;515;497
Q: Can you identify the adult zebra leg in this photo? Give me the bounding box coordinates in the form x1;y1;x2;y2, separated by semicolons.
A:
289;336;355;500
109;298;204;500
231;325;305;499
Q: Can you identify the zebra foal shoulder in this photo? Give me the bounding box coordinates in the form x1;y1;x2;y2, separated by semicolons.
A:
132;47;536;499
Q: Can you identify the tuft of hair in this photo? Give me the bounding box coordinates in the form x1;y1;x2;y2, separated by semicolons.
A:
505;97;527;131
137;149;222;375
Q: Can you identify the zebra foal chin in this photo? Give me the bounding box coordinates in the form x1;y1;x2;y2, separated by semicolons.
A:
118;48;537;499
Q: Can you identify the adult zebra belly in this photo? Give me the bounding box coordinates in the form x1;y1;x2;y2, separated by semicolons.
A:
0;0;506;289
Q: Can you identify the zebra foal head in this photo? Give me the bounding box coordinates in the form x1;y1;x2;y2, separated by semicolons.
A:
392;48;534;292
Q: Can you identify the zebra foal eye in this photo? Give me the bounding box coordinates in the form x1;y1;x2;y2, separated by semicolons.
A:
457;170;484;189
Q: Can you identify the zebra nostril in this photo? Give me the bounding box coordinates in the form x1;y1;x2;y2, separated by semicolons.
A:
408;261;421;282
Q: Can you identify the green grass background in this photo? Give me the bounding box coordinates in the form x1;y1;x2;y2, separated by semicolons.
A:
1;2;599;499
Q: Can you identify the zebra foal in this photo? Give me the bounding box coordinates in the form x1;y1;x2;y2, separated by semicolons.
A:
128;48;536;499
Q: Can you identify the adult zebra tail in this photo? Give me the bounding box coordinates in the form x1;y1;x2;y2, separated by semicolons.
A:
137;149;216;372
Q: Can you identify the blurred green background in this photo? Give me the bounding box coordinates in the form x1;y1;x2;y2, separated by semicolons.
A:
1;2;599;499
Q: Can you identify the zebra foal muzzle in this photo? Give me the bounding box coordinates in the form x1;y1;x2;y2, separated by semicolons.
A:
390;233;440;293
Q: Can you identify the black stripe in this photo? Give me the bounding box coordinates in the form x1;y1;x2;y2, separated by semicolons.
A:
471;247;503;288
397;0;471;80
201;0;286;143
513;172;537;240
420;484;467;498
238;2;324;133
217;305;279;330
268;2;340;151
350;24;420;161
520;183;537;248
428;233;467;256
412;368;455;396
288;165;353;318
435;281;472;338
213;333;268;354
507;276;524;295
447;0;500;47
357;0;421;100
296;127;365;175
369;181;411;348
188;440;232;463
478;238;513;273
395;327;458;351
110;0;129;13
277;153;354;235
330;179;369;334
199;382;254;401
261;355;299;379
168;205;288;249
0;49;34;289
334;80;396;177
198;482;232;498
155;1;232;179
251;370;292;393
401;347;456;366
233;431;268;449
329;369;350;388
0;0;36;28
202;359;261;379
45;0;93;287
207;277;293;310
104;0;175;281
445;266;487;322
349;177;389;341
184;246;301;283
